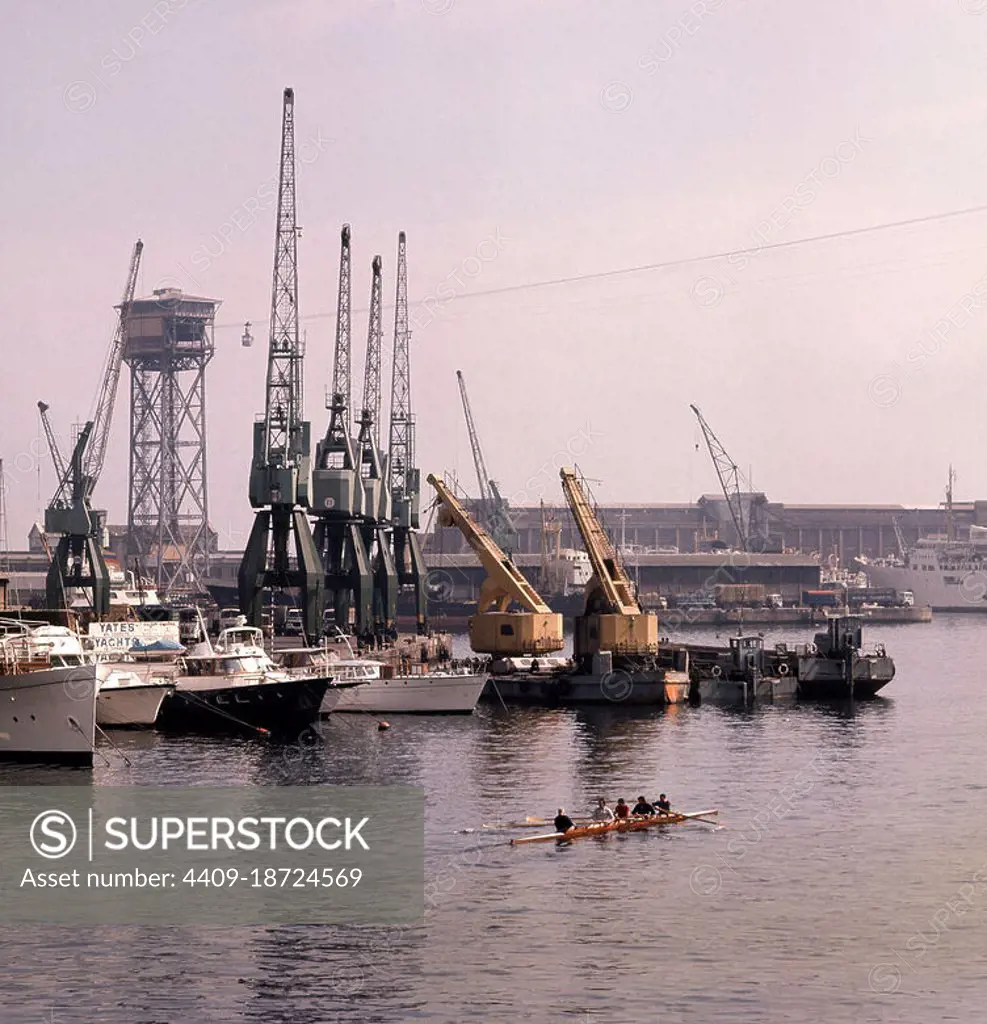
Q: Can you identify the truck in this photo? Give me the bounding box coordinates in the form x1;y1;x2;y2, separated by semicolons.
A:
713;584;767;608
801;589;842;609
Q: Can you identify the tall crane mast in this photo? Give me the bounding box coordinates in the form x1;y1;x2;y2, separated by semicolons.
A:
38;402;109;613
387;231;427;634
332;223;353;422
83;238;143;498
456;369;515;551
559;466;657;664
359;255;384;452
428;473;563;655
690;403;752;551
356;255;397;635
238;87;323;642
388;231;415;519
312;224;373;638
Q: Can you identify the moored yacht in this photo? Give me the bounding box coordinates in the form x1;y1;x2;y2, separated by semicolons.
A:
156;627;332;735
277;638;488;715
0;621;98;764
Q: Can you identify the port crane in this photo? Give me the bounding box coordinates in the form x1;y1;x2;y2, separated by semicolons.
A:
456;369;515;552
37;237;143;614
559;467;658;666
428;474;563;655
312;224;373;637
690;403;766;552
38;403;108;613
237;87;324;642
387;231;427;633
355;254;398;637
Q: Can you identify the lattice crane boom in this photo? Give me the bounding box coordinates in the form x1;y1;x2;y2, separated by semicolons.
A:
559;467;641;616
83;238;143;497
456;369;492;507
37;402;70;505
388;231;414;500
330;223;352;418
262;86;303;474
690;403;749;550
360;255;384;449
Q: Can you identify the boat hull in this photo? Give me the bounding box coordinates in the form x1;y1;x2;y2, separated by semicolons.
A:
858;559;985;612
157;676;330;735
697;674;798;703
329;672;487;714
796;655;895;700
0;665;97;765
486;670;690;706
97;682;172;728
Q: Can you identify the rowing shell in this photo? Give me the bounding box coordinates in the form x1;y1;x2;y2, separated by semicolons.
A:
509;809;719;845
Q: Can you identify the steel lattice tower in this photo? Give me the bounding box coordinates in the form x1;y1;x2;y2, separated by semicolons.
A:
124;288;220;592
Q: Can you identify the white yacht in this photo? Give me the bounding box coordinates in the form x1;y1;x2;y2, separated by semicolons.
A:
95;640;179;728
0;621;98;764
278;639;488;715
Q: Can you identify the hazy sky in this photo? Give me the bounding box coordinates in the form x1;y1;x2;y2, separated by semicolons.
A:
3;0;987;549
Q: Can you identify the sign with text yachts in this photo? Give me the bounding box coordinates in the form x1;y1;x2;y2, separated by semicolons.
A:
0;787;423;926
87;621;181;652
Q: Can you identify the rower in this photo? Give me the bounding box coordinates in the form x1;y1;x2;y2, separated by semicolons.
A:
592;797;615;822
614;798;631;819
655;793;671;814
632;795;655;816
554;808;575;834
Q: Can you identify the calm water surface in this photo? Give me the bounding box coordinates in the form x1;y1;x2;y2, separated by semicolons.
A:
2;616;986;1023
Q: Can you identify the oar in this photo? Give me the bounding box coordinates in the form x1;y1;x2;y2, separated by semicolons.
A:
668;808;723;828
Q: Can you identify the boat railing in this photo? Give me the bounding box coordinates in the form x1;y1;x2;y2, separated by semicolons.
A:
0;634;53;674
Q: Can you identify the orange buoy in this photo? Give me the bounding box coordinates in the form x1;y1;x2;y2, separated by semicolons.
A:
377;720;391;731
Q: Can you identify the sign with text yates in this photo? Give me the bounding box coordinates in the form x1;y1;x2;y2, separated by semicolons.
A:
0;787;423;925
87;621;181;652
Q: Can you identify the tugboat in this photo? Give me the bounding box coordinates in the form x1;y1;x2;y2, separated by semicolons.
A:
674;616;894;703
688;634;797;704
795;615;895;699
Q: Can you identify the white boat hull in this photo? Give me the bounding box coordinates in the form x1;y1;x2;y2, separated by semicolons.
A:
0;665;97;764
328;672;487;714
97;682;171;728
860;559;987;612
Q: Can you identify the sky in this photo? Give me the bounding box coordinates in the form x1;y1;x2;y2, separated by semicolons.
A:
3;0;987;549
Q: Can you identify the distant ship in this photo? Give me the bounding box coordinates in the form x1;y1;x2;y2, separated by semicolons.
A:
857;527;987;612
857;468;987;612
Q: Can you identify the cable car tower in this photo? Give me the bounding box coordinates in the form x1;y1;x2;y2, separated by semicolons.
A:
237;87;323;641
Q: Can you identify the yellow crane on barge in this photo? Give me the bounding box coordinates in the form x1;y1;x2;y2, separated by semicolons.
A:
559;467;658;668
427;474;563;656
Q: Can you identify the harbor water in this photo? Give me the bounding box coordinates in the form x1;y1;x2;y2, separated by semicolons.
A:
2;615;985;1023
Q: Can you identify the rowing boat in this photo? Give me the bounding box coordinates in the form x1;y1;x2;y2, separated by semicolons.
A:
509;809;719;845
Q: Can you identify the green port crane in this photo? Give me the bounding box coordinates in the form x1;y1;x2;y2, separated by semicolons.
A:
237;87;324;642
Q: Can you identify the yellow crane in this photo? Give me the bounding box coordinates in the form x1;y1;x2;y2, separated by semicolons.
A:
427;474;563;656
559;467;658;659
